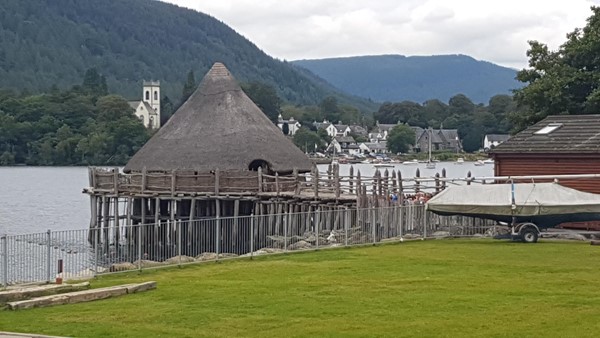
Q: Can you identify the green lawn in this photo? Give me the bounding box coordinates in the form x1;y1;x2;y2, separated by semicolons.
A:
2;239;600;337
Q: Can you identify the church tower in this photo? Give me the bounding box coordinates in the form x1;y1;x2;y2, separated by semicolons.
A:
142;80;161;129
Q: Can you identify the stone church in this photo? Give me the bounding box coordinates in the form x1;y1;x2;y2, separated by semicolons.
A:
128;80;161;129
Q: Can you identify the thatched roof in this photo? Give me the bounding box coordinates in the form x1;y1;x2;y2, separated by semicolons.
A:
124;63;312;174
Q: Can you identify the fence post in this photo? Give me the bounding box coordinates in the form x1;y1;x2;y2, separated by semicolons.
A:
2;234;7;287
46;229;52;283
250;213;255;260
399;205;403;240
283;209;288;252
423;208;428;239
94;227;99;276
177;221;182;267
371;207;376;245
137;225;142;271
344;208;349;247
315;208;320;250
215;216;220;262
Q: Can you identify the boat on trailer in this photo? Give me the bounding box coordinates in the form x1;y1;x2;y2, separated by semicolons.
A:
426;182;600;243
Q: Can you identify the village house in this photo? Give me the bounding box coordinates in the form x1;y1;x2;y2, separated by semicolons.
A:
312;119;354;137
277;114;301;135
483;134;510;151
359;142;389;154
369;121;397;142
348;124;369;138
128;80;161;129
415;128;463;153
327;136;360;155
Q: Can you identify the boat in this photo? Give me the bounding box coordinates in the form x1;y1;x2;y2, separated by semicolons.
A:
373;163;395;168
483;158;494;164
474;160;485;166
426;182;600;242
454;157;464;164
424;128;436;169
425;162;436;169
402;159;419;165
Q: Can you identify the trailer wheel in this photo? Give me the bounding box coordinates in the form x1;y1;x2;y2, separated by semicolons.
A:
521;227;539;243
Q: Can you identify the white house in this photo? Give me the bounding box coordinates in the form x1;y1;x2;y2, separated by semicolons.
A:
277;114;301;135
129;80;161;129
312;119;351;137
359;142;389;154
484;134;510;151
327;136;360;155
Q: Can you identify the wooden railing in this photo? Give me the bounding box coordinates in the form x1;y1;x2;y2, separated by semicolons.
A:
88;165;452;199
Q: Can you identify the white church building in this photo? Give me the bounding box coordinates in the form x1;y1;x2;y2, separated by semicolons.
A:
129;80;161;129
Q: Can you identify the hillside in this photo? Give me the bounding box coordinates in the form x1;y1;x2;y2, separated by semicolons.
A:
0;0;375;110
292;55;522;104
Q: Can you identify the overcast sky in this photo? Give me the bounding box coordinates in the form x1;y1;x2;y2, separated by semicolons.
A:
162;0;600;69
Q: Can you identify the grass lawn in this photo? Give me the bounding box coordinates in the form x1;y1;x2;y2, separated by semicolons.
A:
2;239;600;337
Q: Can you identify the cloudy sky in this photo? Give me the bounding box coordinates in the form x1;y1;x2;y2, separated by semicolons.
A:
162;0;600;69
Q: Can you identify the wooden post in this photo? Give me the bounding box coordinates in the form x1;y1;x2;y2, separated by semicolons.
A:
113;167;119;194
435;173;441;193
275;172;280;196
171;170;176;196
214;168;220;195
233;199;240;252
391;170;397;195
257;166;263;193
102;195;110;253
442;168;447;190
398;171;404;205
383;169;389;203
313;165;319;199
141;167;147;193
154;197;160;257
89;167;96;190
327;163;333;188
415;168;421;193
356;170;362;208
88;195;98;247
334;164;340;198
293;167;300;195
188;198;196;252
114;197;120;252
349;166;354;194
467;171;472;185
376;169;382;197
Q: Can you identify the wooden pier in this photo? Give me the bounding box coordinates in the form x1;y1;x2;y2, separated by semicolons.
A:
82;164;459;260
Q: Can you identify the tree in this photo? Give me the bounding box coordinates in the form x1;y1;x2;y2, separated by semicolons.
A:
282;122;289;135
81;68;108;96
292;127;324;152
387;124;415;154
242;82;281;122
513;6;600;130
319;96;341;122
181;70;196;104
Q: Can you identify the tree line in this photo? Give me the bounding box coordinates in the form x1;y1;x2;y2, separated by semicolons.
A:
0;69;150;165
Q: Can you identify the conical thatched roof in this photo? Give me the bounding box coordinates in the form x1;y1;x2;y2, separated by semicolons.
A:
124;63;312;174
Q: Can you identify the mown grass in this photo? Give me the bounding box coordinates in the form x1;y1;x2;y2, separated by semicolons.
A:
2;239;600;337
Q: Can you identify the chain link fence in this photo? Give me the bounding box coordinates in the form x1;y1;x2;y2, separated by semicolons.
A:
1;205;497;286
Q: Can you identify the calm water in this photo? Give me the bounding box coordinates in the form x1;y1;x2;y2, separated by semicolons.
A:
0;163;493;235
0;167;90;235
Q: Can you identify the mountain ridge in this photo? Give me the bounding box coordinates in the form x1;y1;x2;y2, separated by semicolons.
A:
0;0;375;111
292;54;522;104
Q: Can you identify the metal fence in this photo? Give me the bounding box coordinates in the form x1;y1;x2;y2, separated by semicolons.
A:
0;205;497;286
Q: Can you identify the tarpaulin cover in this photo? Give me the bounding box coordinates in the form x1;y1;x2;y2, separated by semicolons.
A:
426;182;600;218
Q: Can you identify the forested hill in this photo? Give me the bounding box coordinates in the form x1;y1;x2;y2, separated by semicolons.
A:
0;0;374;110
293;55;522;104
